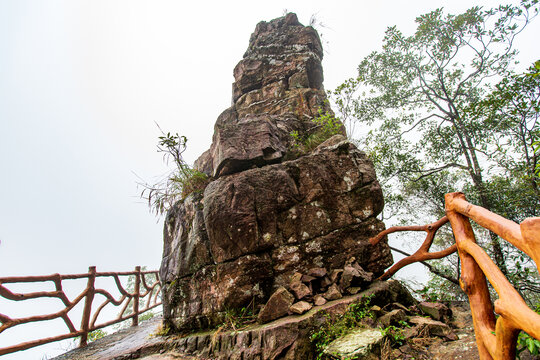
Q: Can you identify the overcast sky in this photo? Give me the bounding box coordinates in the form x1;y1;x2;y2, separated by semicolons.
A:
0;1;538;358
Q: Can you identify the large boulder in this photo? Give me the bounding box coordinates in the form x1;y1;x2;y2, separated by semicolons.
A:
160;13;393;332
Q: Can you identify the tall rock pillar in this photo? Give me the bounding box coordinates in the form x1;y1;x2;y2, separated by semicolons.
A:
160;13;393;331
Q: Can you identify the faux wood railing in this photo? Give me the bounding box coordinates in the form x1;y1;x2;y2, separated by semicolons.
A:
371;192;540;360
0;266;162;356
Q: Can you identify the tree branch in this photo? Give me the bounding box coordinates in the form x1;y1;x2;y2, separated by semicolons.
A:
371;217;459;284
388;246;460;285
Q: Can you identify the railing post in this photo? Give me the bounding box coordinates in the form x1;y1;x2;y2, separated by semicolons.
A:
132;266;141;327
79;266;96;347
445;193;496;359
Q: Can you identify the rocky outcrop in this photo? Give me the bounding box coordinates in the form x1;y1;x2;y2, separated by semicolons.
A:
193;13;334;179
160;13;393;332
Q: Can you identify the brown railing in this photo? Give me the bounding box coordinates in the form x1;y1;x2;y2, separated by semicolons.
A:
371;192;540;360
0;266;162;356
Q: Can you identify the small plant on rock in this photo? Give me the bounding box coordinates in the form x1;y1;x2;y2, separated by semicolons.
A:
74;329;106;346
138;125;209;215
220;302;257;331
517;302;540;359
153;322;171;337
380;325;406;347
310;295;374;360
291;107;344;154
213;298;258;333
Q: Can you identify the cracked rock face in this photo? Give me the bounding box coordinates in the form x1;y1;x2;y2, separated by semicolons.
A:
160;13;393;331
193;13;333;179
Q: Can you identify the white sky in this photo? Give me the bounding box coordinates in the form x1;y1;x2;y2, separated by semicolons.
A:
0;1;538;359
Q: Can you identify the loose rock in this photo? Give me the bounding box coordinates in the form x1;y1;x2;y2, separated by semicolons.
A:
378;309;407;327
408;316;458;340
418;302;452;322
301;274;317;283
329;269;343;284
314;294;327;306
323;284;343;301
290;301;313;315
290;281;312;300
324;328;384;359
290;272;303;284
307;267;327;278
258;287;294;324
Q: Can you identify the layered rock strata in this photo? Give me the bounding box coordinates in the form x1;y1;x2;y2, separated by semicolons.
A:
160;13;393;331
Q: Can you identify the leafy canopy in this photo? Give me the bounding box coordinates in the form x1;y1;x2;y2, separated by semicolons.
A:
332;0;539;302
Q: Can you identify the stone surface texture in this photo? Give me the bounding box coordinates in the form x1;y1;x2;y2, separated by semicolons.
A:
418;301;452;322
289;300;312;314
54;287;491;360
323;328;384;359
408;316;458;340
162;281;414;360
160;12;393;332
52;317;165;360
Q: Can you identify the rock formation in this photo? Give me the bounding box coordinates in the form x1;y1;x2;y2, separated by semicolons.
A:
54;13;485;360
160;13;393;332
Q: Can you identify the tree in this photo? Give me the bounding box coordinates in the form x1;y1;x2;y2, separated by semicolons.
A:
468;64;540;200
332;1;539;300
464;64;540;301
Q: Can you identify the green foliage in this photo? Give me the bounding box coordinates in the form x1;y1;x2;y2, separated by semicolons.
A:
517;303;540;358
466;63;540;201
114;308;157;331
526;60;540;78
380;325;406;346
310;295;374;360
153;322;171;337
74;328;107;346
87;329;106;342
332;1;540;302
138;311;156;322
219;302;257;331
517;332;540;358
139;127;209;215
291;107;343;154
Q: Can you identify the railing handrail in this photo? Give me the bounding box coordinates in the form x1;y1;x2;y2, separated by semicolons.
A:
0;266;162;356
0;270;160;283
371;192;540;360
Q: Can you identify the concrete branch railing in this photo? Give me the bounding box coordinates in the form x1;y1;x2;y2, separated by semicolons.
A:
371;192;540;360
0;266;161;356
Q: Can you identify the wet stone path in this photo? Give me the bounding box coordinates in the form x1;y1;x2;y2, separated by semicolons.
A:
51;317;181;360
